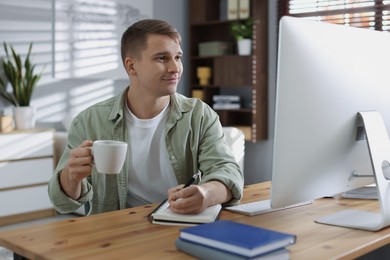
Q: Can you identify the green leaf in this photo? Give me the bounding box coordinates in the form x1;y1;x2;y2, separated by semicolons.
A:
230;18;254;40
0;42;41;106
11;47;22;72
3;42;10;59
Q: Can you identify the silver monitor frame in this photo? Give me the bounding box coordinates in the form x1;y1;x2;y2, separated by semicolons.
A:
271;16;390;231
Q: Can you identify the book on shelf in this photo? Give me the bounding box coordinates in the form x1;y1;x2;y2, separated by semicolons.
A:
239;0;250;19
227;0;239;20
179;220;296;258
213;95;241;109
213;103;241;110
147;199;222;226
213;95;241;103
220;0;228;20
176;238;290;260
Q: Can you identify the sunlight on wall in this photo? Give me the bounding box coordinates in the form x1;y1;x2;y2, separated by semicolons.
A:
54;0;153;79
0;131;53;162
0;0;53;81
0;0;146;128
33;93;68;122
30;78;117;124
69;79;115;115
73;59;120;78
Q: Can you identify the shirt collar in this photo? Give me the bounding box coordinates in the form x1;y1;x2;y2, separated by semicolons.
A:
108;86;195;123
108;86;129;121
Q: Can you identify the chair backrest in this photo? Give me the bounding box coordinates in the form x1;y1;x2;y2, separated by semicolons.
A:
222;127;245;174
54;131;68;166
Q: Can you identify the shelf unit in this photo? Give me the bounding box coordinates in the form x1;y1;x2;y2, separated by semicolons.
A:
0;129;56;226
189;0;268;142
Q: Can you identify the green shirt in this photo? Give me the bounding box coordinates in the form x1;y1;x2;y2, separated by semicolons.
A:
48;87;244;215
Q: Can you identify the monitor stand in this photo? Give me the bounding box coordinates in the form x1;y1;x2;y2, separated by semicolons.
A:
315;111;390;231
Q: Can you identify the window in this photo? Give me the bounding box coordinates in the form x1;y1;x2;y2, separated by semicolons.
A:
0;0;53;80
55;0;154;79
0;0;154;80
279;0;390;31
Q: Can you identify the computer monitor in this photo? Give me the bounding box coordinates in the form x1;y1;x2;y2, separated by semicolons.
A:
271;16;390;231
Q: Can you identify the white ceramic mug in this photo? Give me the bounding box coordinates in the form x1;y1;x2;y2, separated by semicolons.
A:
90;140;128;174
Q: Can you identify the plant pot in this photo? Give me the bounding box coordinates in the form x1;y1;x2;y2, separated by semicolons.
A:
14;106;36;130
237;39;252;55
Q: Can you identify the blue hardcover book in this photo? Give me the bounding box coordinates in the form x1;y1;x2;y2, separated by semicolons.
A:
179;220;296;258
176;238;290;260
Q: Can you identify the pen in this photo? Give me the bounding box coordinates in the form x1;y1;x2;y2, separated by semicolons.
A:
183;171;201;188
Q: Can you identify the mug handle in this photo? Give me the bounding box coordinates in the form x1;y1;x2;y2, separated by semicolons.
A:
86;146;96;167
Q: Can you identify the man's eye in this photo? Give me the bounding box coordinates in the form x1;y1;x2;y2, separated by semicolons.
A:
158;56;166;61
175;56;182;61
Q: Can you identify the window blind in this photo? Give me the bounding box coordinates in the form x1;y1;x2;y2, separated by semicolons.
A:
55;0;154;79
0;0;154;80
0;0;53;80
279;0;390;31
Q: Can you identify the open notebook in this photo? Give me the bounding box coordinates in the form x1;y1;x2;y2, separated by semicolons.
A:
147;200;222;226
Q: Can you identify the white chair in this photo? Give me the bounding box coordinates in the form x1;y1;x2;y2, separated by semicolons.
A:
54;131;88;215
54;131;68;166
222;127;245;174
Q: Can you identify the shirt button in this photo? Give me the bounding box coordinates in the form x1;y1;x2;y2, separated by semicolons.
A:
170;155;175;160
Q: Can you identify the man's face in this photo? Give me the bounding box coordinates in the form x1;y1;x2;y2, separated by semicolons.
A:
130;34;183;98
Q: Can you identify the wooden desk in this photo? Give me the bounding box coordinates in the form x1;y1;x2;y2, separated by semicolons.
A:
0;182;389;259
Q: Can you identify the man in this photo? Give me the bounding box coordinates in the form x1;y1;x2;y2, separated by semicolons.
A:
48;19;243;215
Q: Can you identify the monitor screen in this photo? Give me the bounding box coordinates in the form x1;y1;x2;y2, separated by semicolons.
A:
271;16;390;230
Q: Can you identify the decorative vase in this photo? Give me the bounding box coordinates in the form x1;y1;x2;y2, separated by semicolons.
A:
237;39;252;55
197;67;212;86
14;106;36;130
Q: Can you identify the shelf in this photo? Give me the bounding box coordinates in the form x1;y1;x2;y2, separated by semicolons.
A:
189;0;268;142
190;20;234;26
214;108;252;112
217;109;252;126
0;129;56;225
191;54;251;60
190;18;252;26
192;84;252;89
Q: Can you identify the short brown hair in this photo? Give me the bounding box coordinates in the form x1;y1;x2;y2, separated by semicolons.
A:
120;19;181;64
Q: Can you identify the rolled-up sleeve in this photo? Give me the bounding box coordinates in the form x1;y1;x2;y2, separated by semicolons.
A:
48;170;93;214
197;109;244;205
48;115;94;214
167;94;244;206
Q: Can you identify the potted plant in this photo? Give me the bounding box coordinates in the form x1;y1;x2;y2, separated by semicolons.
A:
230;18;254;55
0;42;41;130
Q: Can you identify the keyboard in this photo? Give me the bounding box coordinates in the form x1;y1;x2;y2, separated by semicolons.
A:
341;186;378;200
225;199;312;216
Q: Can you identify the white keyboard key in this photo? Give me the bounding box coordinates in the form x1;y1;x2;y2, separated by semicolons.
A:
225;199;312;216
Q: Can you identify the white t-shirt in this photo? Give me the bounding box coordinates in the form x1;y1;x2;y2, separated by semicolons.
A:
125;102;178;207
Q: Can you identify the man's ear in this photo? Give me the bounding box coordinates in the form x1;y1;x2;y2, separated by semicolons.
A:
124;57;136;75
